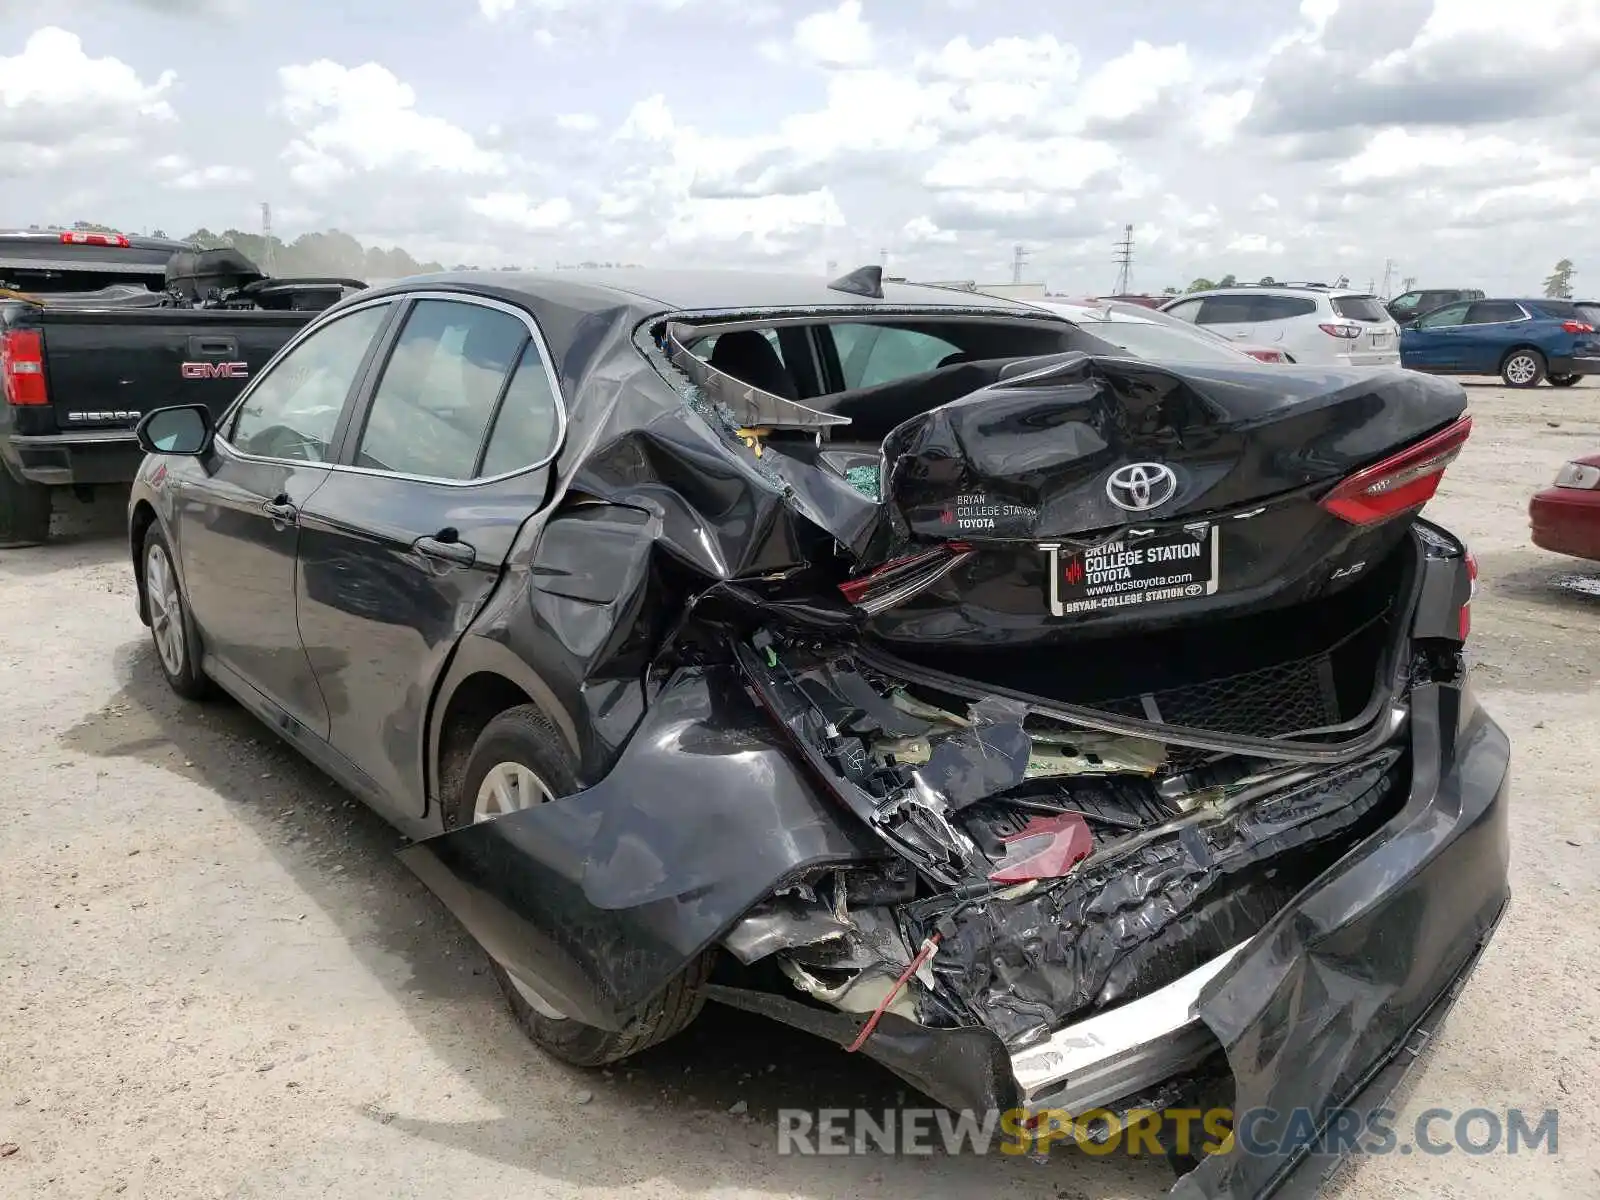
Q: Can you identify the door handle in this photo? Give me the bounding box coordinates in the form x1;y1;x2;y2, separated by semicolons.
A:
263;498;297;523
189;334;239;358
414;534;476;567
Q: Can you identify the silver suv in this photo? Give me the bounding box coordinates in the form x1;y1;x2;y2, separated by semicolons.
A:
1160;284;1402;368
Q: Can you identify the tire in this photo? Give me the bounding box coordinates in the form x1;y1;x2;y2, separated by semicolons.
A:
1501;348;1547;388
452;703;711;1066
0;466;52;548
141;524;211;699
1549;374;1581;387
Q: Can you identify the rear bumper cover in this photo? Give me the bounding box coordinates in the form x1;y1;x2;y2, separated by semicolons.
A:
1547;354;1600;377
1529;486;1600;561
4;430;142;486
401;673;1509;1200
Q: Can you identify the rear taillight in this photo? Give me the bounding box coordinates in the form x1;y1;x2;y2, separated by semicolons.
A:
1319;415;1472;525
1460;550;1478;640
1244;348;1286;363
839;542;973;615
59;231;129;247
1555;460;1600;489
1561;320;1594;334
1;330;47;406
1319;322;1362;339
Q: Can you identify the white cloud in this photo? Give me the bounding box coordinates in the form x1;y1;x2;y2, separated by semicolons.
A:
152;153;253;189
467;191;574;230
0;27;176;168
278;60;505;188
792;1;874;68
555;111;600;132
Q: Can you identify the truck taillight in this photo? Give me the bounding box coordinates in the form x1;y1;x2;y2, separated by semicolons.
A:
1319;415;1472;525
0;330;47;406
59;231;129;247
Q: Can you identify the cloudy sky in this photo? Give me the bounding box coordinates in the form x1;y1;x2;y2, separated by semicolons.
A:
2;0;1597;294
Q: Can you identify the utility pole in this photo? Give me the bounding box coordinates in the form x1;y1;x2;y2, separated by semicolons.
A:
1402;275;1417;292
1380;258;1395;298
260;202;274;273
1011;243;1029;285
1113;224;1134;295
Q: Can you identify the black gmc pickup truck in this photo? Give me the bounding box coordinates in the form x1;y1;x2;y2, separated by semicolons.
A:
0;230;364;545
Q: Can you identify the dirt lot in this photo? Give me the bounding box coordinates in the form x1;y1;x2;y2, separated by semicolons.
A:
2;379;1598;1199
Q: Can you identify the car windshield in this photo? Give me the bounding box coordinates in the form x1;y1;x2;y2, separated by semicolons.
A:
1090;318;1253;363
1332;295;1390;322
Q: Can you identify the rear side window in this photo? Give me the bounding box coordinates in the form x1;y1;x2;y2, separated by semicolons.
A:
1193;295;1259;324
829;323;962;388
1466;301;1526;324
1250;295;1318;321
354;299;529;480
1331;295;1389;322
478;342;563;477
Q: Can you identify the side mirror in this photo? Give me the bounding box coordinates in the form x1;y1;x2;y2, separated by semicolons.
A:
136;404;213;456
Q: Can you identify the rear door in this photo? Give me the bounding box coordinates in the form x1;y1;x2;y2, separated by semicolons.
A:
1330;294;1398;358
1460;301;1530;373
1189;293;1263;343
40;309;306;435
294;293;564;821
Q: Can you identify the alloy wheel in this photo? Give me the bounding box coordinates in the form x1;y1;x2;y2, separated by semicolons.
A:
145;543;185;677
1506;355;1538;385
473;759;567;1019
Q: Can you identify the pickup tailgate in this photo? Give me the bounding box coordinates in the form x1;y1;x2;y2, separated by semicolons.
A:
27;306;309;433
857;354;1469;645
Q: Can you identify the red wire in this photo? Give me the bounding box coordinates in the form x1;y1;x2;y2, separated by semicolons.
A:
845;934;941;1053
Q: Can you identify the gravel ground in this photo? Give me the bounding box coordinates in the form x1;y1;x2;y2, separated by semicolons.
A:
2;378;1598;1199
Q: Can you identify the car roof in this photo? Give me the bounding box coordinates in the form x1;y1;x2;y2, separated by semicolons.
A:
1173;285;1370;299
380;267;1045;316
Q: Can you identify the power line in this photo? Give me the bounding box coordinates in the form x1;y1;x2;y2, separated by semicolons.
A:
1113;224;1134;295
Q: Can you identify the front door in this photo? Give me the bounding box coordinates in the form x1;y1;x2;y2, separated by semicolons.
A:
294;295;563;818
1400;302;1471;370
175;301;395;736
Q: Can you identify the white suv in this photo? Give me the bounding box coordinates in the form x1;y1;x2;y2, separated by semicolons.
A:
1159;284;1401;368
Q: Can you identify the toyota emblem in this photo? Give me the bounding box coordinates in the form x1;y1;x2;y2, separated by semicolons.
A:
1106;462;1178;512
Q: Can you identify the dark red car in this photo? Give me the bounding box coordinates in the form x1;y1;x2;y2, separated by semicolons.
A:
1530;453;1600;561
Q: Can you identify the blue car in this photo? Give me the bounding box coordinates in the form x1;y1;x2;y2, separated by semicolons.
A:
1400;297;1600;387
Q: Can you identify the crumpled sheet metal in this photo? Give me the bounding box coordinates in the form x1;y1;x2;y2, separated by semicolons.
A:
924;751;1403;1047
1170;685;1511;1198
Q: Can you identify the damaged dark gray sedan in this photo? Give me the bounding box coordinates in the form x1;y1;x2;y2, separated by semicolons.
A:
125;266;1510;1197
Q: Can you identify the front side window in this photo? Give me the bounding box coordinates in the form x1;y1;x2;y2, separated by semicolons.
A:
353;299;529;480
829;323;962;388
228;303;390;462
1417;302;1471;329
1161;298;1203;322
1389;292;1421;315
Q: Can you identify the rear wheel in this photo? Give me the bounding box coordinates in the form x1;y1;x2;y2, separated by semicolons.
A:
1502;349;1547;388
0;467;52;548
454;703;711;1066
1549;374;1581;387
